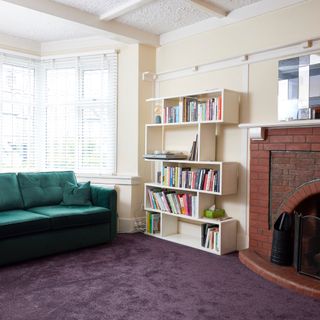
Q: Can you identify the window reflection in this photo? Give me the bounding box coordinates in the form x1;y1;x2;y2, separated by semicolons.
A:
278;53;320;120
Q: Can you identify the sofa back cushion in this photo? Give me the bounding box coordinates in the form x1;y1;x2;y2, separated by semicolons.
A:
18;171;77;208
0;173;24;211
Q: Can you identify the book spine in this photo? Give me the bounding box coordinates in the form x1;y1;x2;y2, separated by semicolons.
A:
146;212;150;233
167;194;176;214
178;194;185;214
217;96;222;120
161;192;170;212
172;194;181;214
179;98;183;123
215;230;220;252
150;213;154;234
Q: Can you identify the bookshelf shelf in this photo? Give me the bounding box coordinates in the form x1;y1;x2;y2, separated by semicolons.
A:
146;182;222;196
144;88;240;255
145;207;236;225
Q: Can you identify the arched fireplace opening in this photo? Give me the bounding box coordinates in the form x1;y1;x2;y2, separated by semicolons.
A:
294;194;320;280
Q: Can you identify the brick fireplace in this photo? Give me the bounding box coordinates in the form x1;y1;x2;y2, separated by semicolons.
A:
240;125;320;298
249;126;320;258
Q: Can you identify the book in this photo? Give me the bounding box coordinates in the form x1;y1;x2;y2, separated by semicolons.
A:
144;152;188;160
146;212;161;234
188;141;196;161
152;213;161;233
162;166;220;192
217;96;222;120
201;223;219;249
188;134;198;161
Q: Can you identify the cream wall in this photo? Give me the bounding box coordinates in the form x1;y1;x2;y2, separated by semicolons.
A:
118;44;156;231
155;0;320;249
157;0;320;73
118;44;140;175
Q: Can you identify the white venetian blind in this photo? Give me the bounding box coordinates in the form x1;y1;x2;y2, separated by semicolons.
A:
0;51;117;174
42;53;117;174
0;53;39;171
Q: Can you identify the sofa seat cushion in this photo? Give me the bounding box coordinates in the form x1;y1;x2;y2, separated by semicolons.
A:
0;210;51;240
28;205;111;230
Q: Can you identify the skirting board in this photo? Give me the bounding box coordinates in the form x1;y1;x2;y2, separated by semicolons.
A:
237;233;249;251
118;217;137;233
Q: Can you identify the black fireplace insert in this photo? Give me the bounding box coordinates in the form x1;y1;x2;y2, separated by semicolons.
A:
294;213;320;280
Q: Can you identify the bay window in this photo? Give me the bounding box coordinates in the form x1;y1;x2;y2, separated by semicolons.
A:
0;52;117;174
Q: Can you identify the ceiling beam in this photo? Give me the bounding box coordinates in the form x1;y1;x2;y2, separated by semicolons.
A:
190;0;228;18
1;0;159;46
100;0;154;21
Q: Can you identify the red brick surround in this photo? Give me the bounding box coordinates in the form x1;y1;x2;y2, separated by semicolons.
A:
250;127;320;258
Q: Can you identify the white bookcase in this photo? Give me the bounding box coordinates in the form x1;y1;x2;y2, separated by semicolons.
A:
144;88;240;255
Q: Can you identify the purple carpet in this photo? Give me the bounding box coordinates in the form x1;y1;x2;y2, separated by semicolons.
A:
0;233;319;320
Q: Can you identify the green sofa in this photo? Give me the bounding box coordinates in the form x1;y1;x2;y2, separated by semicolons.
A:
0;171;117;266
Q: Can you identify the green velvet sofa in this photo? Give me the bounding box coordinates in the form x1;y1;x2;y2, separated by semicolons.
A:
0;171;117;266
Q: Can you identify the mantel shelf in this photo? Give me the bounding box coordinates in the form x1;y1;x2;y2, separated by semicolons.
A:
239;119;320;129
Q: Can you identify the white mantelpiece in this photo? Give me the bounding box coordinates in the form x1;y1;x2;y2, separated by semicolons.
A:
239;119;320;129
239;120;320;140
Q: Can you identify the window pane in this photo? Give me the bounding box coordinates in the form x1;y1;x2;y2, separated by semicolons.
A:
82;69;109;100
45;69;77;169
0;63;35;170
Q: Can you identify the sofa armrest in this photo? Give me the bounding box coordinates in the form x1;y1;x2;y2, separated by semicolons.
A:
90;186;117;239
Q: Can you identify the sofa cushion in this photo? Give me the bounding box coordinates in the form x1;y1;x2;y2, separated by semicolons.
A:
28;205;110;230
61;181;92;206
18;171;77;208
0;210;50;239
0;173;24;211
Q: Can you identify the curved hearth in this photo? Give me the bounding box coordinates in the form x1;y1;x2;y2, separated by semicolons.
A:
239;249;320;299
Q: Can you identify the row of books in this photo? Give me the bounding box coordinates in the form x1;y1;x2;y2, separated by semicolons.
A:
162;166;220;192
198;97;222;121
146;212;160;234
147;189;198;217
162;96;222;124
201;224;220;251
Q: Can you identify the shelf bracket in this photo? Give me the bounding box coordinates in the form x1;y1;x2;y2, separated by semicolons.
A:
249;127;266;140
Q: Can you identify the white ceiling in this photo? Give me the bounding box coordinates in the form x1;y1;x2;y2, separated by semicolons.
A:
0;0;308;47
53;0;132;16
53;0;262;35
0;1;102;42
116;0;212;35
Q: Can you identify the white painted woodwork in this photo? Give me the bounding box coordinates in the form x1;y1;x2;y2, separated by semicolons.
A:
190;0;227;18
239;119;320;129
100;0;154;21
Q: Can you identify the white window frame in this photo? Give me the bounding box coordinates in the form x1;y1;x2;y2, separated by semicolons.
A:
0;50;118;176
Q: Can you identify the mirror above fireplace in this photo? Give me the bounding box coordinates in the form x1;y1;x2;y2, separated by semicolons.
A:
278;53;320;121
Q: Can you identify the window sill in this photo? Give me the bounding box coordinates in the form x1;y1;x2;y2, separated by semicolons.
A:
76;174;141;186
